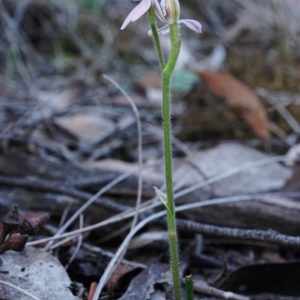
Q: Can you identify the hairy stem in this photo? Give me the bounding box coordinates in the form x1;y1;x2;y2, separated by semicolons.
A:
162;23;181;300
147;6;165;70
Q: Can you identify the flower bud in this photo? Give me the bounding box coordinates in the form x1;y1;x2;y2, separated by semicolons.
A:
161;0;180;24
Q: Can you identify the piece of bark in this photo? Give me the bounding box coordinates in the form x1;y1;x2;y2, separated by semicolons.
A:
0;150;159;198
179;195;300;236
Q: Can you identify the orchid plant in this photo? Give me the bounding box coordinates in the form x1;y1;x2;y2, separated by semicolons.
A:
122;1;201;299
121;0;202;34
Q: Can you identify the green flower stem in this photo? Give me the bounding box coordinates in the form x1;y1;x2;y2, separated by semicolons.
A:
147;6;165;70
162;23;181;300
164;24;180;74
185;275;194;300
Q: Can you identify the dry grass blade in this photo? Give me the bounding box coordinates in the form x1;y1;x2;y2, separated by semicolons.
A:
102;74;143;230
44;166;139;250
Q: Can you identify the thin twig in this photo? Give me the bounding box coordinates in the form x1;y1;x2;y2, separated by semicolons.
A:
49;234;79;250
44;168;138;250
175;219;300;248
64;214;83;270
97;222;132;243
193;280;250;300
58;205;72;229
257;88;300;136
82;243;146;269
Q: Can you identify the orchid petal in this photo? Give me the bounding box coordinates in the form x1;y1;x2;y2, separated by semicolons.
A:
160;0;167;16
179;19;202;33
121;0;152;30
153;0;168;22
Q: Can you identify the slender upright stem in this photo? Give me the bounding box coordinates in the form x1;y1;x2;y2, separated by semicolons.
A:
147;6;165;70
185;275;194;300
164;24;181;74
162;23;181;300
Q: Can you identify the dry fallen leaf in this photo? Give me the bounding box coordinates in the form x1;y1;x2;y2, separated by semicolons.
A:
54;112;115;143
107;263;136;294
197;71;270;138
118;263;171;300
0;246;80;300
189;143;291;196
37;87;80;115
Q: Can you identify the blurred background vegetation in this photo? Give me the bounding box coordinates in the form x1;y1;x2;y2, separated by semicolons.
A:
0;0;300;145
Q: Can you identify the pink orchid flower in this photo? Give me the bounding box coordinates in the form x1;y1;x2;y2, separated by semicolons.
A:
121;0;202;34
